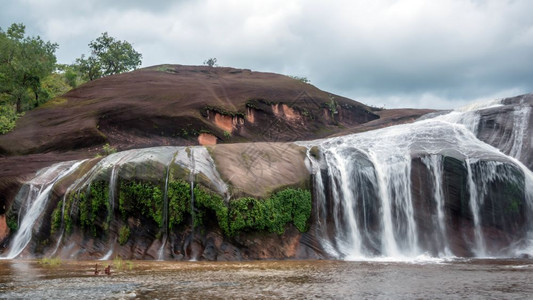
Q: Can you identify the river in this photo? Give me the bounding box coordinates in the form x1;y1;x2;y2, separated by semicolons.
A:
1;259;532;299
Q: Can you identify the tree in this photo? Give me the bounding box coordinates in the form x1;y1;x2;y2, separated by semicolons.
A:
203;58;217;67
76;32;142;81
0;23;58;113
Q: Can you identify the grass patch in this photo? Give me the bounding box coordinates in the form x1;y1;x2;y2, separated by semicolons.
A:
113;256;134;271
38;257;62;267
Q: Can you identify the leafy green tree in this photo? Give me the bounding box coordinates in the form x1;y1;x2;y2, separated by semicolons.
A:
56;64;83;88
76;32;142;81
0;23;58;113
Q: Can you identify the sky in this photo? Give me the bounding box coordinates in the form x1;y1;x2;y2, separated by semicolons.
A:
1;0;532;109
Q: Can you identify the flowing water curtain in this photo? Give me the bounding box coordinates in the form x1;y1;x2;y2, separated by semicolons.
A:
304;99;533;259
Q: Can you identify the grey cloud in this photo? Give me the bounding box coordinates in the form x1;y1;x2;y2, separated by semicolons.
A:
1;0;532;109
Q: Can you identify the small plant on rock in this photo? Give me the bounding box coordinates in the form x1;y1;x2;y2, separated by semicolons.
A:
118;225;130;245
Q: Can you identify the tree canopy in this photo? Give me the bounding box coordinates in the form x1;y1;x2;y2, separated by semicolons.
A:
0;23;59;134
0;23;58;113
76;32;142;81
0;27;143;135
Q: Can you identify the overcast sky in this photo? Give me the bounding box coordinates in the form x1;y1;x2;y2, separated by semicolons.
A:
1;0;532;109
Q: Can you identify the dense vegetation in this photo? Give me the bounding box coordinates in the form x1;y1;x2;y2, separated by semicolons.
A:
0;23;57;133
52;178;311;245
0;23;142;134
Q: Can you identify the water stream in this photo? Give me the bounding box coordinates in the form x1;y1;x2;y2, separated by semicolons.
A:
3;160;85;259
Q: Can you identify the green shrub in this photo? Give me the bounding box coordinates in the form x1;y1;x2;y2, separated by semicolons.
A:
119;180;163;227
226;188;312;235
223;130;232;139
0;105;19;135
7;214;18;232
68;177;311;240
76;181;110;236
64;194;74;234
118;225;130;245
102;143;117;156
288;75;310;83
51;203;62;234
194;186;229;235
167;180;191;229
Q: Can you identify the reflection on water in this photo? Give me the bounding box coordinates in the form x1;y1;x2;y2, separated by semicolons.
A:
0;259;532;299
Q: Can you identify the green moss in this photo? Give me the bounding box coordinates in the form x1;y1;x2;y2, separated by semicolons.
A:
64;194;74;234
194;186;229;235
51;202;62;234
167;180;190;229
101;143;117;155
226;188;312;235
170;182;311;237
75;180;110;237
63;176;311;240
7;214;18;232
118;180;163;227
229;197;266;235
118;225;130;245
202;105;245;118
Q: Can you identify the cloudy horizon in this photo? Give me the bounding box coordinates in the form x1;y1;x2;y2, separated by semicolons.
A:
1;0;532;109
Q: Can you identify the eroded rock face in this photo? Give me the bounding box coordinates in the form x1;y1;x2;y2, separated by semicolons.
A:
0;65;382;156
1;92;532;261
476;94;533;169
211;143;310;197
0;143;314;260
198;133;217;145
0;215;8;243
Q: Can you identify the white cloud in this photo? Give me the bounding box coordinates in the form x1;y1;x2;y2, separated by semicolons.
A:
1;0;531;109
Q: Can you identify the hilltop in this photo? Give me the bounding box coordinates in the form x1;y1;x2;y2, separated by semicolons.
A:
0;65;433;155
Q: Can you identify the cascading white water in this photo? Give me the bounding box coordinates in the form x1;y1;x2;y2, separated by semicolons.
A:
507;105;531;160
108;166;118;219
302;98;533;259
4;160;85;259
4;98;531;261
325;148;364;258
465;158;486;257
157;160;173;261
438;98;531;163
420;155;450;256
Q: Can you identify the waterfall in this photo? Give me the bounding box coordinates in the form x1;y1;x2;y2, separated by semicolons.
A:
420;155;450;256
189;148;196;238
507;105;531;160
302;98;533;259
438;98;531;163
50;184;74;257
108;166;119;221
465;158;486;257
3;97;530;260
157;163;172;261
4;160;85;259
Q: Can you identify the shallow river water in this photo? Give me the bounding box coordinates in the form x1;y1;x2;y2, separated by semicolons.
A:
0;259;532;299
